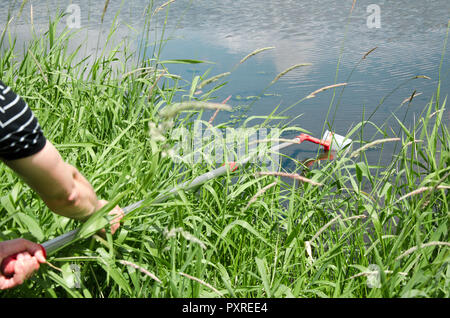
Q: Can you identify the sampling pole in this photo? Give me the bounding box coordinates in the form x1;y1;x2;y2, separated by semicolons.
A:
1;130;351;275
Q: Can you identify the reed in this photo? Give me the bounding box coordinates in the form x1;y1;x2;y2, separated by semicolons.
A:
159;101;232;118
400;91;422;106
101;0;110;23
208;95;232;124
245;181;278;210
197;72;231;90
179;272;224;297
306;83;348;99
153;0;176;16
362;47;377;60
350;138;401;158
239;47;276;65
256;171;323;186
119;260;162;284
397;185;450;202
395;242;450;261
270;63;312;85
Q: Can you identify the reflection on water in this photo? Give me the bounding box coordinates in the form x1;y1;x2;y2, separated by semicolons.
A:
1;0;449;165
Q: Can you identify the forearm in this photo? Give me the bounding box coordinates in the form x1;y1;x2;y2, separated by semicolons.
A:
3;141;100;221
43;163;100;220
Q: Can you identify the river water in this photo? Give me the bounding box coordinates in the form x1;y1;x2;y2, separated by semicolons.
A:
2;0;449;166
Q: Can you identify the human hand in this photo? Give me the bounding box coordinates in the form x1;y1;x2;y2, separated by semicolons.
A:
96;199;124;235
0;239;46;290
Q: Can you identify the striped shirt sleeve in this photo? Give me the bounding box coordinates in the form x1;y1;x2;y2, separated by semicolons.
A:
0;80;46;160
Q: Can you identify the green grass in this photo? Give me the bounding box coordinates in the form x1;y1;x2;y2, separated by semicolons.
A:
0;6;449;298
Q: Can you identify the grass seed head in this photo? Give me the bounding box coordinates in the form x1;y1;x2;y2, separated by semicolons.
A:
306;83;347;99
256;171;323;186
271;63;312;85
239;47;276;65
197;72;231;90
159;101;232;119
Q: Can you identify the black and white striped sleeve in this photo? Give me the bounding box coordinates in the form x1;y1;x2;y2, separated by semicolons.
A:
0;80;46;160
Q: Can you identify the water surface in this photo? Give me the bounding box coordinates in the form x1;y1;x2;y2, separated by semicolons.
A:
2;0;449;166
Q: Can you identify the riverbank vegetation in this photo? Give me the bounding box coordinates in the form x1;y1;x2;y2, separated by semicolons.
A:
0;4;449;298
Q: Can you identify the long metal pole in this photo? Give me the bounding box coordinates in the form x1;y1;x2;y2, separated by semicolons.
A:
3;131;351;274
41;137;303;255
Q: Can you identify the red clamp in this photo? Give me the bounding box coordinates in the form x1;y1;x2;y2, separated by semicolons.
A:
297;133;331;151
222;161;239;172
